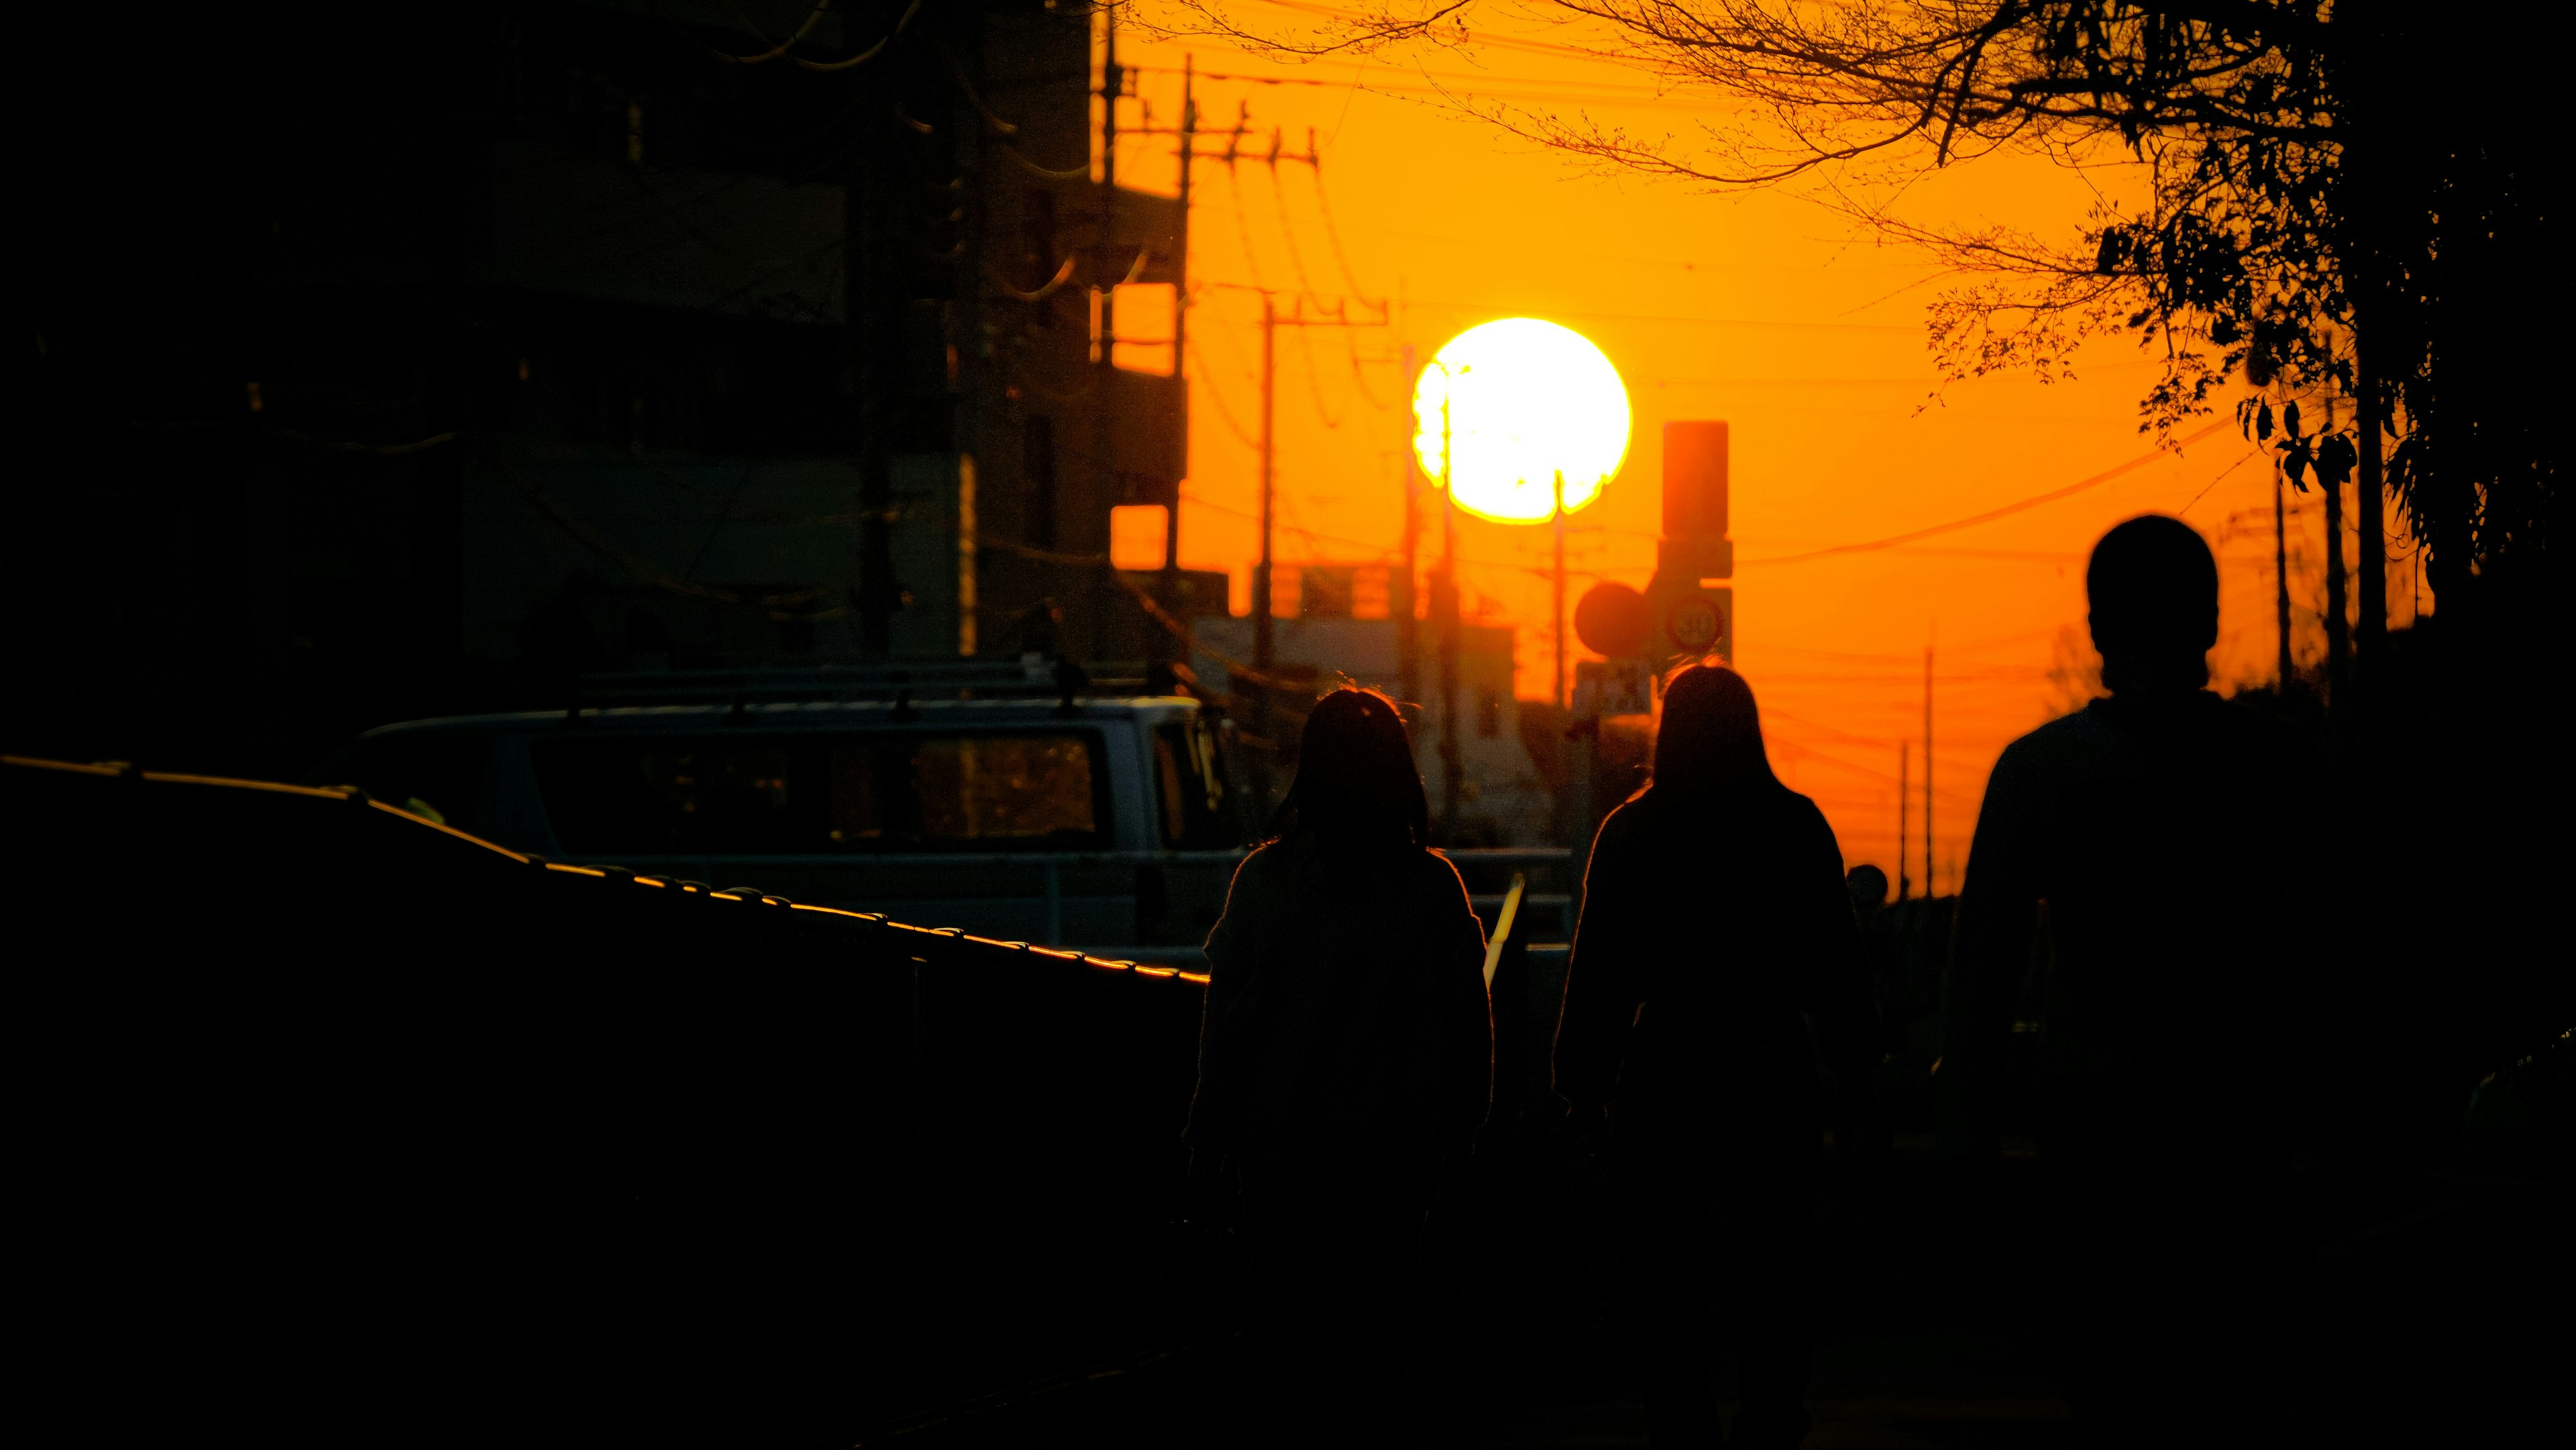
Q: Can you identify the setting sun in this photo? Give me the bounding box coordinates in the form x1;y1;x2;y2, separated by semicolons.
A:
1412;318;1631;523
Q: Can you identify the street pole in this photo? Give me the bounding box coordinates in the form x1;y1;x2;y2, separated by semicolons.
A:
1212;282;1385;695
1897;742;1911;902
1552;468;1566;712
1438;379;1460;833
2320;391;2350;696
1922;642;1935;897
1398;342;1418;711
2353;353;2390;675
1254;291;1276;676
1097;9;1118;382
2274;450;2294;688
1165;54;1191;588
1093;10;1120;669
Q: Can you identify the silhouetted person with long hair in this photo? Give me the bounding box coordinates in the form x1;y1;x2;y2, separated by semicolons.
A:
1557;664;1879;1449
1185;687;1491;1443
1943;515;2314;1447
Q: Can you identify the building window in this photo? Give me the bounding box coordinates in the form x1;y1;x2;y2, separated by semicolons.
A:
1299;566;1354;619
1024;415;1057;547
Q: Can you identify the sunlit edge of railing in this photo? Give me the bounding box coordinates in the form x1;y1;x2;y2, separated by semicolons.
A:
590;846;1574;870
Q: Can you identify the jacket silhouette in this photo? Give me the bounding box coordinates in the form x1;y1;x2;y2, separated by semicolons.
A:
1186;687;1491;1442
1556;664;1878;1450
1943;515;2316;1445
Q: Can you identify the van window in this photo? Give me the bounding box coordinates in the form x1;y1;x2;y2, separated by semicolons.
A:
831;735;1097;846
532;731;1105;856
1153;719;1240;849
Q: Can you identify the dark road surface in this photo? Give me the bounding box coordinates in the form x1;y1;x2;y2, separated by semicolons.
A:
888;1132;2555;1448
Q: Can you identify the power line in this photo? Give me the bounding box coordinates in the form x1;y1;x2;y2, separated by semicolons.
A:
1218;162;1272;292
1265;152;1328;303
1187;265;1929;334
1183;336;1265;451
1302;158;1376;300
1737;419;2235;566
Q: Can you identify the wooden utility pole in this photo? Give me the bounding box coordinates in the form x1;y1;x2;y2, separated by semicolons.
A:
1096;8;1118;382
2320;393;2351;694
1094;9;1120;666
1552;469;1567;711
1922;643;1935;897
1398;341;1419;711
2354;355;2390;672
1897;742;1911;902
1163;54;1193;591
1254;291;1276;675
850;67;894;654
1437;381;1460;832
1242;291;1389;680
2274;451;2294;688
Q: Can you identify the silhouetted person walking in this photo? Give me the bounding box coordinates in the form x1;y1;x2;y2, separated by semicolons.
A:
1557;664;1879;1449
1942;515;2314;1447
1185;687;1492;1443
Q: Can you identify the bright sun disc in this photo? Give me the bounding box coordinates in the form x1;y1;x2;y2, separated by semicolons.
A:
1413;318;1630;523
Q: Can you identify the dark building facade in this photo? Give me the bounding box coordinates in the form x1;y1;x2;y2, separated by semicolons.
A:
14;1;1201;781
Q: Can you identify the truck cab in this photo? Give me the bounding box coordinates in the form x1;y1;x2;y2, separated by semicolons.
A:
311;663;1261;960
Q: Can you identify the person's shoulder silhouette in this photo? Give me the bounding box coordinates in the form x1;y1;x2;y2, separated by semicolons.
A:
1944;516;2328;1441
1949;514;2317;1120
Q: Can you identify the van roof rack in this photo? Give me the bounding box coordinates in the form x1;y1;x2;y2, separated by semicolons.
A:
571;658;1159;709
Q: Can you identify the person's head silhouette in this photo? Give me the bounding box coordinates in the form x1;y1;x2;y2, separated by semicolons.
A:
1653;662;1784;797
1847;863;1890;911
2087;515;2219;696
1273;686;1430;849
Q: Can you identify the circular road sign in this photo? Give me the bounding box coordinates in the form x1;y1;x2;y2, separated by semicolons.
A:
1666;593;1724;653
1574;582;1652;657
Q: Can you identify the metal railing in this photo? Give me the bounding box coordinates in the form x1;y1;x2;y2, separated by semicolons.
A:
602;845;1585;953
604;849;1251;950
2;753;1218;1444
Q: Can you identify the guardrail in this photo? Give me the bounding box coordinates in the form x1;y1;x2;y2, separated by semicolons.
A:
599;845;1583;953
1;754;1213;1447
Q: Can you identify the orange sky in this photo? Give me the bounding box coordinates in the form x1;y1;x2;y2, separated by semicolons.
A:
1112;3;2412;886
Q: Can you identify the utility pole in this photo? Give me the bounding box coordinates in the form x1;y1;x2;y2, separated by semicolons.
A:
1163;54;1192;595
2353;354;2390;675
1922;642;1935;898
1437;378;1460;833
2320;392;2350;696
1897;742;1911;902
851;64;894;655
1096;8;1118;380
1093;8;1120;668
1112;56;1258;668
2273;449;2294;688
1552;469;1567;711
1398;341;1419;711
1240;289;1388;680
1254;290;1277;676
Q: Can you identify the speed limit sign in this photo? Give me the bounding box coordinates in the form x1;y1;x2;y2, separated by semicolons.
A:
1664;588;1732;658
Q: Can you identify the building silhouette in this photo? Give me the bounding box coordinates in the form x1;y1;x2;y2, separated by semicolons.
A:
13;1;1211;778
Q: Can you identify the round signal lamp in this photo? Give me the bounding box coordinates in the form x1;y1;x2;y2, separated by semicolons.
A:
1574;581;1652;657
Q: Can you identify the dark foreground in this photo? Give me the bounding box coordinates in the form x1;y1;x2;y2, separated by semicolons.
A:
7;756;2558;1447
902;1129;2557;1449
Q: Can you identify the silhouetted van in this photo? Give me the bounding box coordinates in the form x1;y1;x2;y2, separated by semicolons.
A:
311;662;1256;957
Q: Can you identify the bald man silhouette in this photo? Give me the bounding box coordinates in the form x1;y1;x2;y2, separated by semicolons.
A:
1942;515;2316;1447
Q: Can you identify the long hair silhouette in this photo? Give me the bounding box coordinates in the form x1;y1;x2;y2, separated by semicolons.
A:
1650;662;1785;798
1266;686;1432;849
